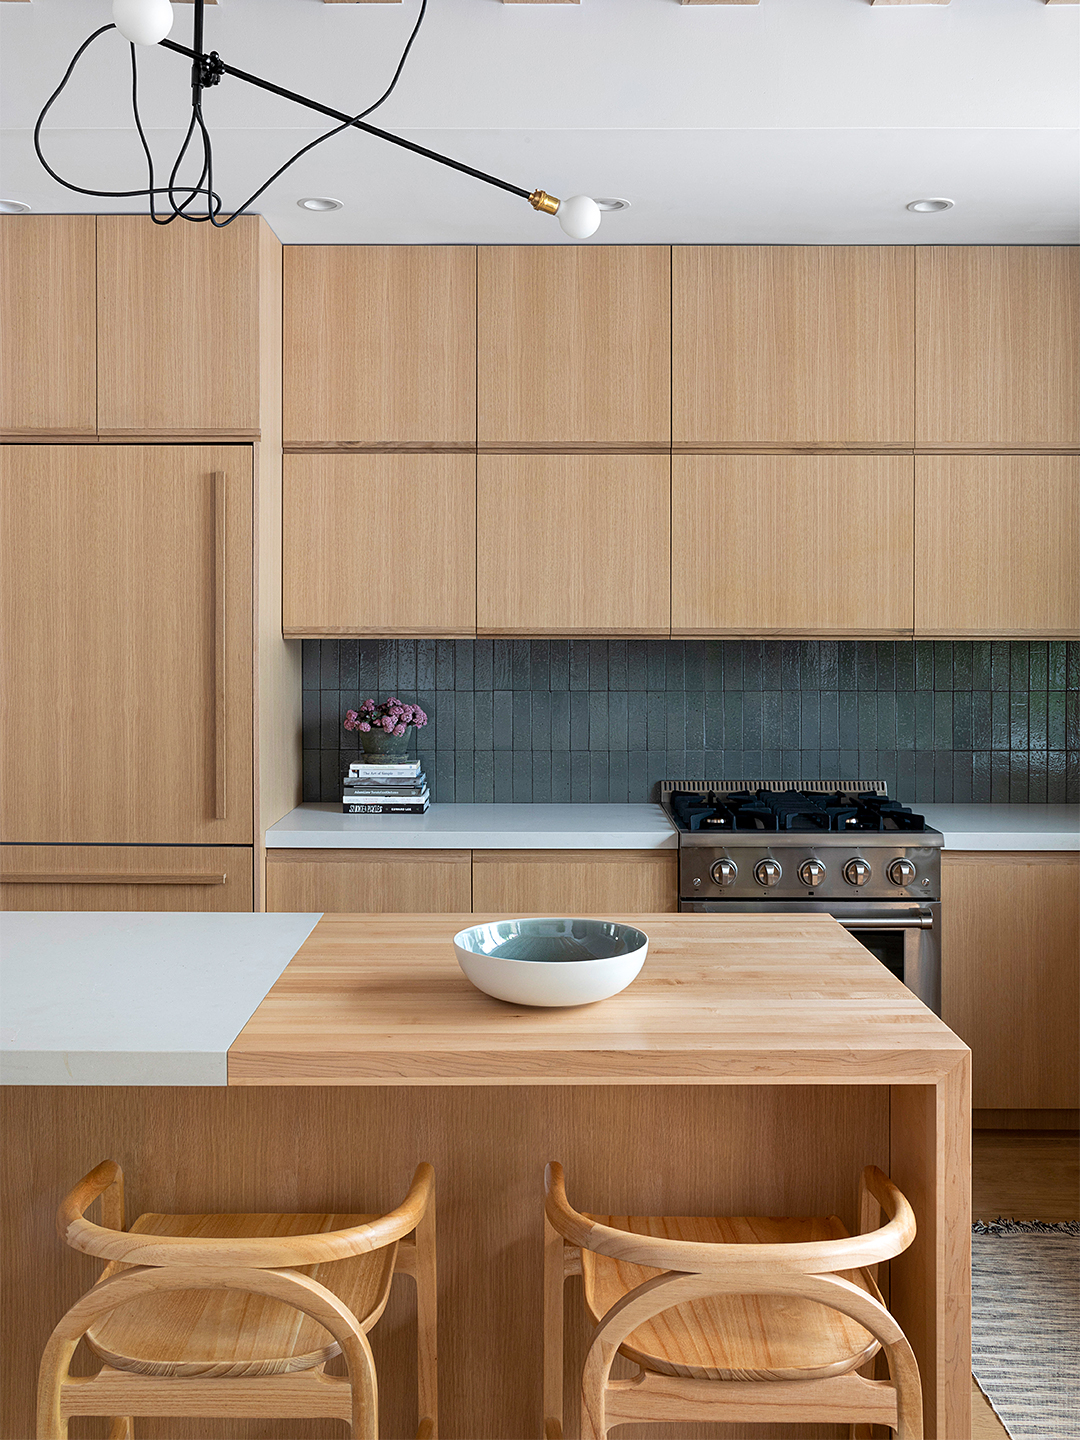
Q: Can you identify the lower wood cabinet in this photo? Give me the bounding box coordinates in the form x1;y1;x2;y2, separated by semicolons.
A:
471;849;677;915
0;846;253;911
266;849;471;913
915;455;1080;637
941;851;1079;1112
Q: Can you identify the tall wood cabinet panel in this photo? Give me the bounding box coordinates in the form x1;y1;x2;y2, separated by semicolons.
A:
671;454;914;636
0;215;96;438
266;849;471;913
283;246;476;446
477;246;670;447
915;455;1080;637
282;452;476;637
941;852;1079;1110
96;215;278;437
472;850;677;914
916;246;1080;450
476;454;670;635
672;246;915;448
0;445;254;845
0;846;254;912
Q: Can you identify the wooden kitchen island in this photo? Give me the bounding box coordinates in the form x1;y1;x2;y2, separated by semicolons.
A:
2;913;970;1440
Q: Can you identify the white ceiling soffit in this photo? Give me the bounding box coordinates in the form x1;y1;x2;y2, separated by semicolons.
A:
1;0;1077;243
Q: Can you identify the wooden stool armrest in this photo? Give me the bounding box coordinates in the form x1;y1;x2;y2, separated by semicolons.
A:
57;1161;125;1251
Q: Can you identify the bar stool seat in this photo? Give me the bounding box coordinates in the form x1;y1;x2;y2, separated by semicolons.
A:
86;1211;399;1379
581;1212;881;1383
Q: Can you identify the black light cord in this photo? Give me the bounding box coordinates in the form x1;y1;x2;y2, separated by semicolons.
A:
34;0;450;225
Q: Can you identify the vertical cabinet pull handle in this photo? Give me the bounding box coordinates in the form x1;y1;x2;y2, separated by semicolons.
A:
213;471;227;821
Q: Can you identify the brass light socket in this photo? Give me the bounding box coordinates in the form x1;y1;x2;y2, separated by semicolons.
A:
528;189;560;216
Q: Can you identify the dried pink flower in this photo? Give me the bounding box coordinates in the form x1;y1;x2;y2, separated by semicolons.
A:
393;723;407;736
357;721;371;732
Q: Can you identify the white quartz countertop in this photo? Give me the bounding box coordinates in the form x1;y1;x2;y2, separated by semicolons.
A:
266;802;679;850
265;801;1077;852
0;912;320;1086
920;804;1078;851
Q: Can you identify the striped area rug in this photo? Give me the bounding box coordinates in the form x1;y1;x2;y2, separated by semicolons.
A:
971;1219;1080;1439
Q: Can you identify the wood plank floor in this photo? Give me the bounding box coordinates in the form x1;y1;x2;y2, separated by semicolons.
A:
970;1129;1080;1440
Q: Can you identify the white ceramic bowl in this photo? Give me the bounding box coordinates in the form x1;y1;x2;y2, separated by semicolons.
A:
453;917;648;1008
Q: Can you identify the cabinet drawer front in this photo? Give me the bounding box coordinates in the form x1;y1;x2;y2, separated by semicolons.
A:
266;849;471;913
478;246;670;446
284;246;476;446
472;850;677;915
477;454;670;635
0;846;253;911
672;454;914;636
283;453;476;637
0;445;253;844
916;455;1080;637
0;216;96;436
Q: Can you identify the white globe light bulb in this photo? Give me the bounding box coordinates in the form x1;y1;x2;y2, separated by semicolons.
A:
112;0;174;46
556;195;602;240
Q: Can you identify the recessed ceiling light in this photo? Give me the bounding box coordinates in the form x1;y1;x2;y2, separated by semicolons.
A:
595;197;631;213
297;197;343;212
0;200;32;214
906;198;954;213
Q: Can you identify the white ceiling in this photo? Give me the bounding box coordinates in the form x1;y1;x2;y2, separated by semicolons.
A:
1;0;1077;243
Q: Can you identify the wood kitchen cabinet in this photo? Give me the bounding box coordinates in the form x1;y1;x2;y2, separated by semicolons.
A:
472;850;677;914
671;454;914;636
476;454;670;635
284;246;476;447
0;445;254;845
915;455;1080;637
266;849;471;912
477;245;670;447
672;246;915;449
282;452;476;636
0;215;96;439
96;215;280;438
0;846;254;911
916;245;1080;450
942;852;1079;1112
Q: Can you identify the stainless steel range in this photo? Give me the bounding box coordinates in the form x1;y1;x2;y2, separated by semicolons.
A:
661;781;943;1014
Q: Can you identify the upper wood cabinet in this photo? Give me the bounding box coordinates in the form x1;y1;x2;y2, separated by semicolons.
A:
915;455;1079;637
266;849;471;913
0;846;254;912
672;454;914;636
673;246;915;449
916;246;1080;450
96;215;280;438
283;246;476;447
282;452;476;637
0;445;254;845
0;215;96;438
942;852;1079;1111
476;454;670;635
477;246;670;447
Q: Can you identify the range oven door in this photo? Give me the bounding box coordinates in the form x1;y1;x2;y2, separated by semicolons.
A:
678;898;941;1016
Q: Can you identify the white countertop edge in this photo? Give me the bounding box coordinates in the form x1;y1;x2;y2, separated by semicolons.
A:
266;803;679;850
941;835;1078;852
922;804;1079;852
0;1051;226;1086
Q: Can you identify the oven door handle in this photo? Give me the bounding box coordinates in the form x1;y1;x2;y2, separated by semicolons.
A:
843;911;934;931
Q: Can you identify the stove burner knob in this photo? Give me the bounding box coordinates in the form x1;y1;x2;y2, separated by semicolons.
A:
754;859;782;888
888;858;917;887
798;859;826;888
710;858;738;886
843;858;872;887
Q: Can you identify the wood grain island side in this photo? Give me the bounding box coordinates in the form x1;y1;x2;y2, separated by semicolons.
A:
2;915;970;1440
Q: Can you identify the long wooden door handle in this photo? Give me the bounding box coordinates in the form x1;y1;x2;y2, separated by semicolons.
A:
0;873;227;886
212;470;227;822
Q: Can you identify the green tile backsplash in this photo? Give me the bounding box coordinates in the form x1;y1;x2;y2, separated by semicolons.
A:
302;640;1080;806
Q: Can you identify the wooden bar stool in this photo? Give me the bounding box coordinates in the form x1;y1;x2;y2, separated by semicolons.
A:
38;1158;437;1440
543;1161;922;1440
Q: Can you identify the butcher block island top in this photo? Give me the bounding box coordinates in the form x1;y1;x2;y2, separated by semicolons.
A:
228;912;968;1085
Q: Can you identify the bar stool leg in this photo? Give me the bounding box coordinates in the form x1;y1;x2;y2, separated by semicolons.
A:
106;1421;134;1440
414;1189;438;1440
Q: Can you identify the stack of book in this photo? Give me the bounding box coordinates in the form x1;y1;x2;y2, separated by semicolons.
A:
342;759;429;814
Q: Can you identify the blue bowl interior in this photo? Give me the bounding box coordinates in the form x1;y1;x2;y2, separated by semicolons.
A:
456;918;647;964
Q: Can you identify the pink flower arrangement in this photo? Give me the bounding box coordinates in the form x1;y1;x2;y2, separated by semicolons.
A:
343;697;428;736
